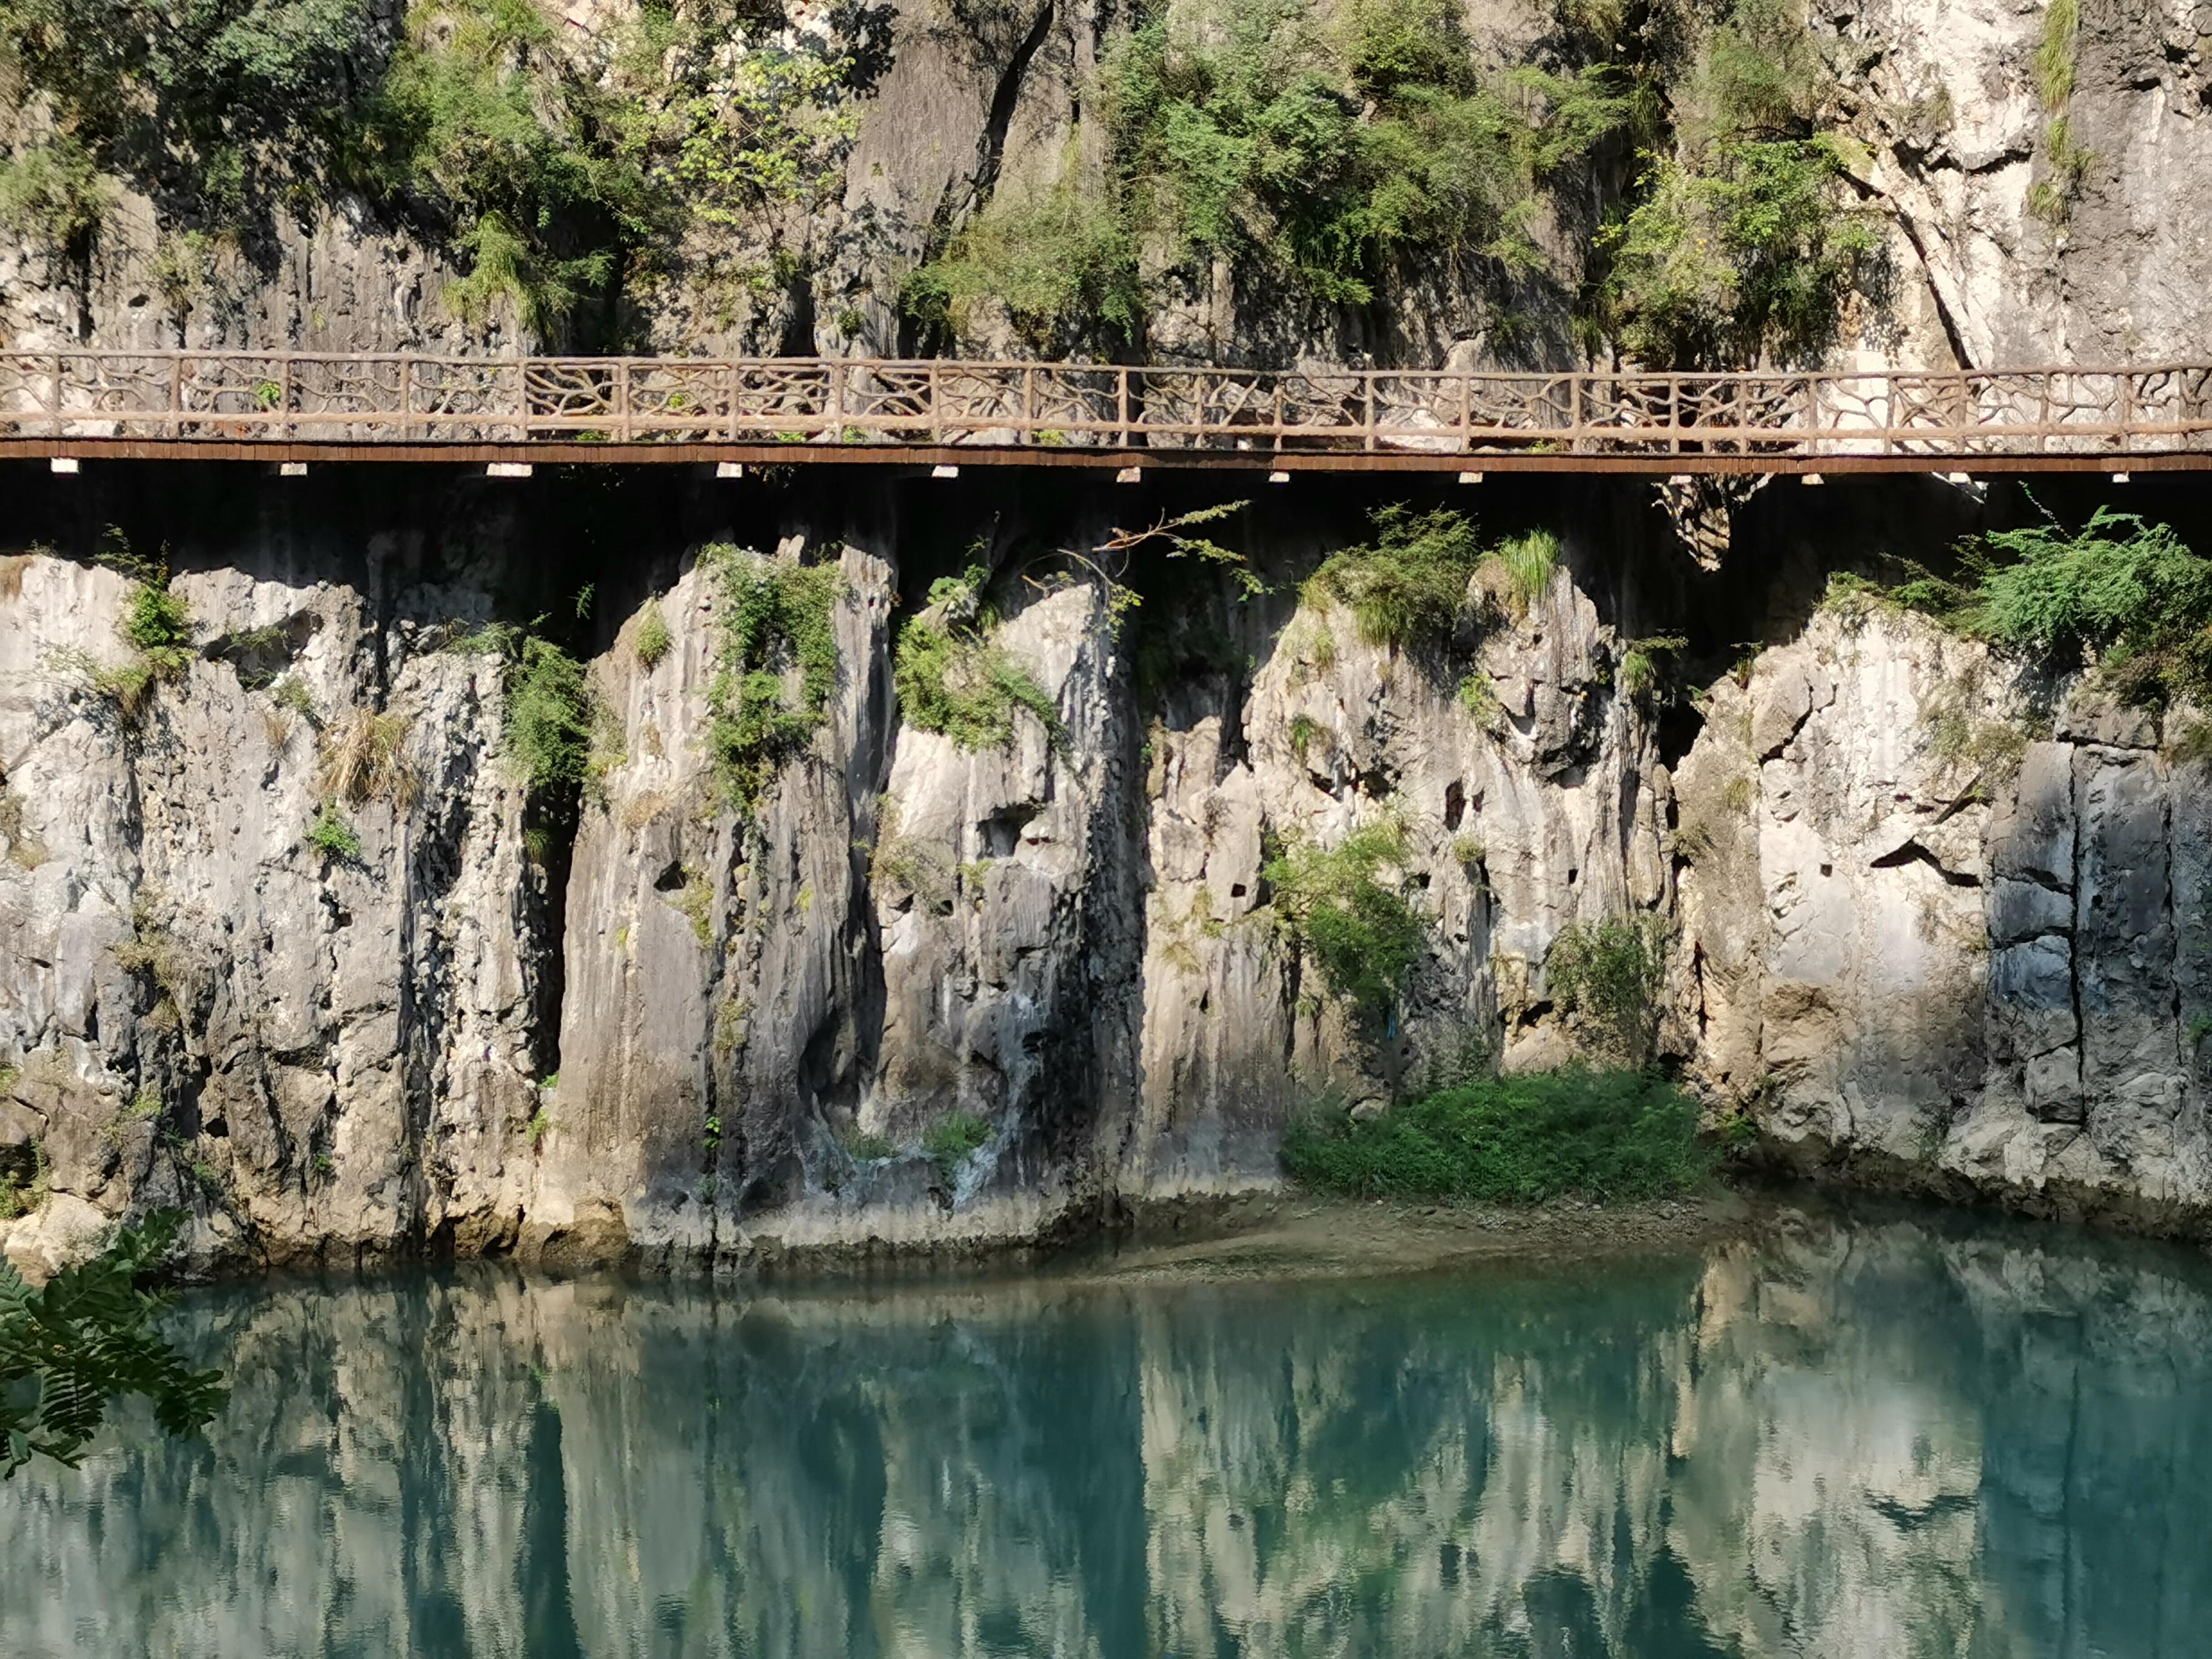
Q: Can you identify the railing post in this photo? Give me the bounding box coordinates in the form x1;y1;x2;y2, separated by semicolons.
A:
1567;374;1583;455
169;354;185;440
1273;380;1286;451
50;352;64;439
278;352;292;442
1022;364;1036;445
1459;372;1472;454
929;360;943;444
826;358;842;442
615;358;632;444
2118;370;2135;457
1801;375;1820;461
1118;366;1131;447
1362;370;1376;452
1669;379;1681;455
398;357;413;444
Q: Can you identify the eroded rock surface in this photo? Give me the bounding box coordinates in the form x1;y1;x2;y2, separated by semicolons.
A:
1;473;2207;1275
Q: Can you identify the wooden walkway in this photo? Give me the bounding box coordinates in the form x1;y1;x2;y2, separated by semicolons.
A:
6;351;2212;473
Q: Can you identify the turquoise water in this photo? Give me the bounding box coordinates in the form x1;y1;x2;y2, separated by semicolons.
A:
5;1203;2212;1657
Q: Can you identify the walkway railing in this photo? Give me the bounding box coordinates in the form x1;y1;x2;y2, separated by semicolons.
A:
6;352;2212;463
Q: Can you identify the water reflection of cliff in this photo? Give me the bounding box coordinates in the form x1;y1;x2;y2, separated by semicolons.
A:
7;1209;2211;1658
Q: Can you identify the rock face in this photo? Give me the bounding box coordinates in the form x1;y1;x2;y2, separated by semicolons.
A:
1675;603;2212;1228
0;468;2207;1274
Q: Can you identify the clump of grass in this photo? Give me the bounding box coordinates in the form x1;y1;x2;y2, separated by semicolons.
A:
48;533;197;722
305;803;364;863
318;709;418;809
634;597;672;670
1264;820;1426;1019
2170;718;2212;769
1282;1065;1712;1202
671;863;715;945
1287;712;1325;763
843;1129;897;1162
2027;0;2092;224
1619;634;1687;700
893;565;1062;750
702;545;845;817
269;676;320;725
922;1110;991;1174
0;1143;52;1220
1458;672;1502;726
1545;916;1664;1059
1492;529;1560;614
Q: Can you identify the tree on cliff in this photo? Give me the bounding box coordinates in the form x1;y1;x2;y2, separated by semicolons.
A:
0;1211;227;1476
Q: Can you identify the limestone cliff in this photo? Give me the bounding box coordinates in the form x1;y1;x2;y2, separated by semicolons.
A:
8;0;2212;371
0;466;2205;1274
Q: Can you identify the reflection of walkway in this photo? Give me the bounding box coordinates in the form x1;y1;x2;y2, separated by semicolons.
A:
5;1216;2212;1656
6;352;2212;473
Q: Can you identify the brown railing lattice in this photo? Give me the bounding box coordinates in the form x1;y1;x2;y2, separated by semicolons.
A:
6;352;2211;461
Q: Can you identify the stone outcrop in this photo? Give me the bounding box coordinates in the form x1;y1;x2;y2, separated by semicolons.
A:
1675;603;2212;1228
0;469;2207;1275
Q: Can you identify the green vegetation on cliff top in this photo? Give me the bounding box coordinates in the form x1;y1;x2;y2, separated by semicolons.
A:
1851;503;2212;709
0;0;866;340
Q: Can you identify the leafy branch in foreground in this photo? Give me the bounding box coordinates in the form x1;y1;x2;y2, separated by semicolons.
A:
1045;501;1262;625
1;1210;226;1476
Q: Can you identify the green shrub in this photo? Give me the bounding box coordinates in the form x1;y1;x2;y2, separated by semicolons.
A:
1970;509;2212;700
1544;917;1664;1058
506;637;595;795
904;182;1142;354
304;803;363;863
893;566;1062;749
1618;633;1686;699
119;580;193;670
1305;504;1487;651
1265;820;1424;1018
702;545;845;817
1901;506;2212;705
845;1131;897;1162
0;136;108;249
922;1110;991;1173
1108;0;1627;305
1281;1065;1712;1202
1601;136;1880;369
634;598;671;670
0;0;863;341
